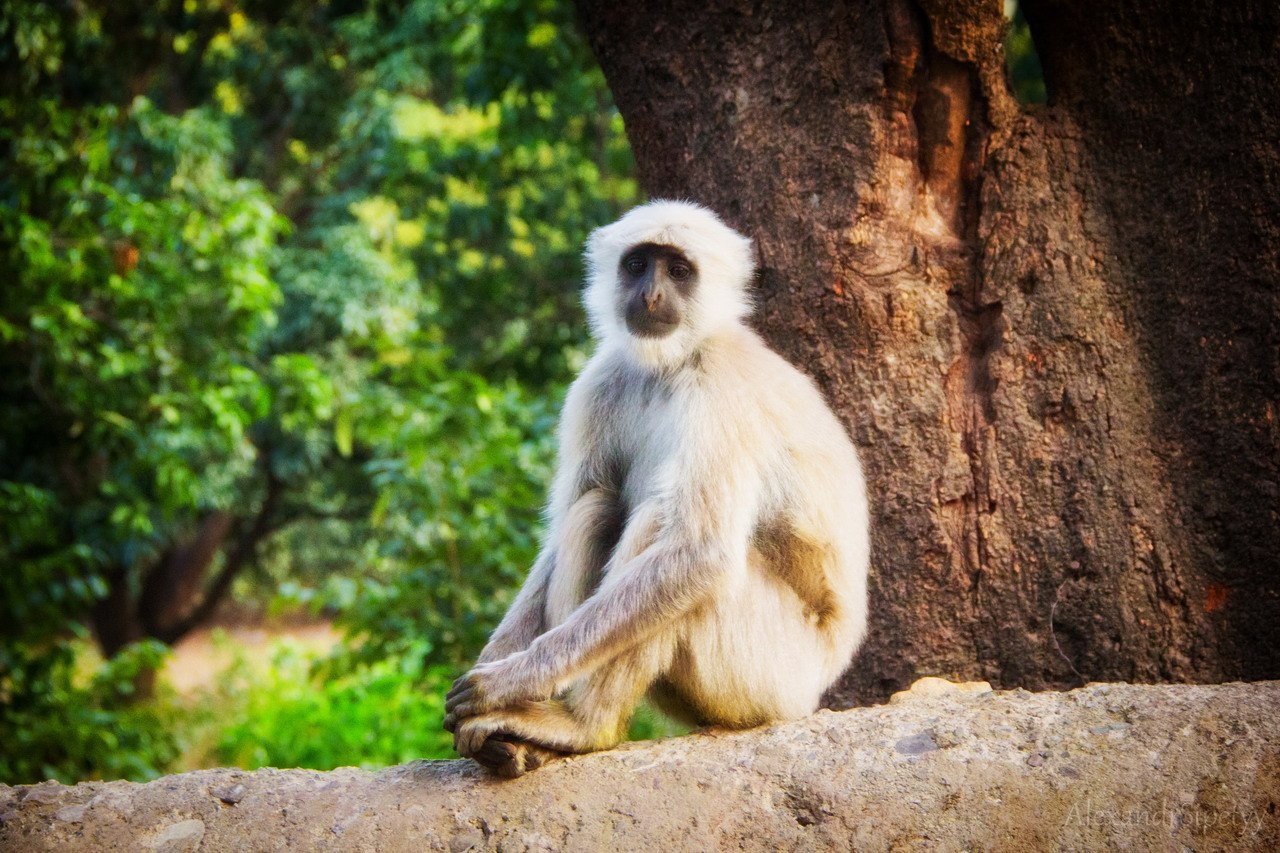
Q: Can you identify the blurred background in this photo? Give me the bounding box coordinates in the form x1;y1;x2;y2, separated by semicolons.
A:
0;0;1043;784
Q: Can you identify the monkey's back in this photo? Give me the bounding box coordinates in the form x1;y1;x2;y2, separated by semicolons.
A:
689;327;871;677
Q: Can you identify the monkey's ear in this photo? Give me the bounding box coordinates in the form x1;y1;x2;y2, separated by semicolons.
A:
584;221;624;277
585;225;606;257
586;220;617;255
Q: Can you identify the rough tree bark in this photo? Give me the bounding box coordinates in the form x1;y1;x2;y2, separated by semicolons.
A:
574;0;1280;704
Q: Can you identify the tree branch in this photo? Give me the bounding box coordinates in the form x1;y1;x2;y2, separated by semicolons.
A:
153;468;285;645
138;512;235;639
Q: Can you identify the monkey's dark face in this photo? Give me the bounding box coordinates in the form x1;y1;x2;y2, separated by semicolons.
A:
618;242;698;339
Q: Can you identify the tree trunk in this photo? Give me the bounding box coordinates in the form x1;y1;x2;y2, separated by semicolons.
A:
89;567;147;660
574;0;1280;704
86;458;284;672
138;511;235;640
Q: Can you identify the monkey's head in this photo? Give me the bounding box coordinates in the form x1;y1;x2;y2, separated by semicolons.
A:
584;200;755;369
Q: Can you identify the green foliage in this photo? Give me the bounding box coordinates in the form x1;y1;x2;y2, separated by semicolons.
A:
306;381;559;667
0;483;102;642
208;637;685;770
0;639;180;784
4;94;284;554
211;639;455;769
2;0;638;783
626;702;692;743
1005;1;1047;106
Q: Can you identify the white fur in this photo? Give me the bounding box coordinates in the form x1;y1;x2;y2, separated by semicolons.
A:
450;201;870;769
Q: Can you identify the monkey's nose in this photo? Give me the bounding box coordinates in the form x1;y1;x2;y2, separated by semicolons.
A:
644;288;663;311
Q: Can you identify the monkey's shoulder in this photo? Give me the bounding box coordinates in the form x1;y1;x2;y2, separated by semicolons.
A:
698;331;832;410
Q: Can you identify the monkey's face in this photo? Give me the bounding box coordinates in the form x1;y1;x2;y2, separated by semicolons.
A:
584;201;754;368
618;242;697;339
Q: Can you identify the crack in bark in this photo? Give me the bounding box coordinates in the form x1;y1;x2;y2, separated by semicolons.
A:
893;0;1001;633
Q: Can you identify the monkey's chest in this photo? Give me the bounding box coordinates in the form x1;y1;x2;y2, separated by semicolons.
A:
588;364;693;513
606;408;680;507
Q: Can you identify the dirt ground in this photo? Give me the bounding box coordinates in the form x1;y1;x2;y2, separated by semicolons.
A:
162;621;340;695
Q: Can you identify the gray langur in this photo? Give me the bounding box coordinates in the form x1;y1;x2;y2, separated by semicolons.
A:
443;200;870;777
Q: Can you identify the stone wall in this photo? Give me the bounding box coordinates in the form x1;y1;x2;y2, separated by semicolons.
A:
3;681;1277;851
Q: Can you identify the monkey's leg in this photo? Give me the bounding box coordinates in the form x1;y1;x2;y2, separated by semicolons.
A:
469;733;564;779
460;501;664;777
458;632;677;778
542;488;623;629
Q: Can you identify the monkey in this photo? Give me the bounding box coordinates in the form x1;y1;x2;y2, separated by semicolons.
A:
443;200;869;778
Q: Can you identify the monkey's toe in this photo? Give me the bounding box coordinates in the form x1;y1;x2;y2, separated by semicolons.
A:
473;735;565;779
473;737;520;775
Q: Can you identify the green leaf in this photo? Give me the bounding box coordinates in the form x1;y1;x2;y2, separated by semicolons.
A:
335;408;354;458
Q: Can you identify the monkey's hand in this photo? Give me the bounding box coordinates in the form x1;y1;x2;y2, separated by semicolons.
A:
443;654;553;732
451;711;570;778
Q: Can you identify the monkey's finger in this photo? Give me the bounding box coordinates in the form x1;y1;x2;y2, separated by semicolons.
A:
446;676;476;702
443;687;467;713
458;729;480;756
474;737;519;775
444;699;471;721
450;699;481;720
442;712;458;733
446;684;478;711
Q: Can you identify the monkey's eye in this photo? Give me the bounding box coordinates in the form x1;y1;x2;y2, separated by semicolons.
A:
668;261;692;281
623;255;647;276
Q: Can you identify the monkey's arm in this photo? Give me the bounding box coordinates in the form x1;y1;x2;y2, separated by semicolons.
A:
473;373;599;665
446;453;755;720
475;548;554;665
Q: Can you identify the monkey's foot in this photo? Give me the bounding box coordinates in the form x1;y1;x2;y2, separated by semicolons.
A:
473;734;567;779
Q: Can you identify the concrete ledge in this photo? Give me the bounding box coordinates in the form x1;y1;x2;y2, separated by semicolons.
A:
2;681;1278;851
